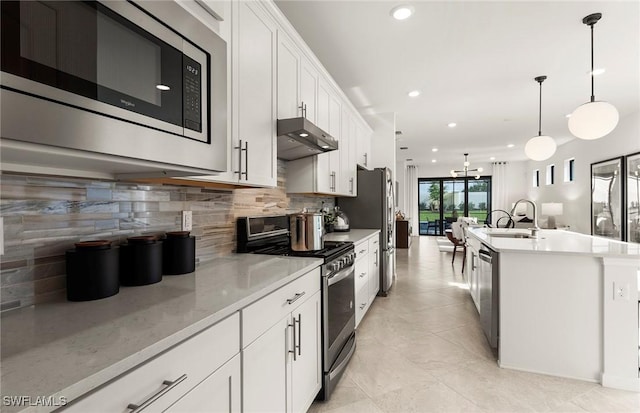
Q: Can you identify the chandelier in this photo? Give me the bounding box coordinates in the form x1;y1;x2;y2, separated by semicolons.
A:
450;153;483;179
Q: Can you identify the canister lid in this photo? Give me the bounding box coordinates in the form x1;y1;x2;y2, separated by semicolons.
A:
127;235;157;244
75;240;111;250
166;231;191;239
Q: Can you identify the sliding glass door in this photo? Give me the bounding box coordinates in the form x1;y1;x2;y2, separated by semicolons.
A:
418;177;491;236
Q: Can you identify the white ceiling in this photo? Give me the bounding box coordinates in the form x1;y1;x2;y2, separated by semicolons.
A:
274;0;640;170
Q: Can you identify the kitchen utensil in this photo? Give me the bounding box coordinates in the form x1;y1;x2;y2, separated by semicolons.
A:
66;240;119;301
290;211;325;251
333;206;350;232
163;231;196;275
119;235;163;286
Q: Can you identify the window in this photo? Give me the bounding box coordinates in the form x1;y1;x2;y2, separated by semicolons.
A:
546;164;555;185
533;169;540;187
564;158;575;182
418;177;491;235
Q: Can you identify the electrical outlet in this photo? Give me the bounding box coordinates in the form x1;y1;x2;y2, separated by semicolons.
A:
613;282;629;301
181;211;193;231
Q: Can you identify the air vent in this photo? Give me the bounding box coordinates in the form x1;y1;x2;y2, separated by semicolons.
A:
406;158;413;161
400;146;408;150
395;131;403;135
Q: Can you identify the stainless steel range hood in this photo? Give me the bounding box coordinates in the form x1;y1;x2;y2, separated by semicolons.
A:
277;117;338;160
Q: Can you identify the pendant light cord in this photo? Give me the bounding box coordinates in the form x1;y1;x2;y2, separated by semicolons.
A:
590;22;595;102
538;80;543;136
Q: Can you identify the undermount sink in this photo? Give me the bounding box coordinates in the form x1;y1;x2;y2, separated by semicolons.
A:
488;233;533;239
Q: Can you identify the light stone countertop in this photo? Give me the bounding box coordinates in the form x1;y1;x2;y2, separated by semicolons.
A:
324;229;380;244
0;254;322;413
468;227;640;257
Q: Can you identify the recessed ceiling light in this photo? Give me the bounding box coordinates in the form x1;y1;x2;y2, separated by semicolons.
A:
390;5;414;20
431;148;438;152
565;114;572;118
507;144;515;148
490;156;496;161
448;122;457;128
300;133;308;137
408;90;420;97
156;84;170;91
431;159;437;163
590;68;606;76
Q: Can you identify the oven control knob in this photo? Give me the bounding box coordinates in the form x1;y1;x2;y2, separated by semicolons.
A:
330;262;339;272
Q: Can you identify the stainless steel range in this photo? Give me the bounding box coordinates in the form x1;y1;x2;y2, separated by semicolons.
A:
237;215;356;400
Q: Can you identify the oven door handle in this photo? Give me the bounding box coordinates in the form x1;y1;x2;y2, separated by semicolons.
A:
327;265;354;286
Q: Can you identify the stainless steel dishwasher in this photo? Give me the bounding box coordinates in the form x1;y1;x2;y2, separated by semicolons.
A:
478;244;499;349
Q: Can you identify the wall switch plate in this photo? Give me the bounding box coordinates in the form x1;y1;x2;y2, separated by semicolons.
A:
181;211;193;231
613;282;630;301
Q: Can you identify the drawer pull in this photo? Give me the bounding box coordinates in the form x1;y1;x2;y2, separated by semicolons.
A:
359;303;366;310
359;272;366;278
286;291;306;305
127;374;187;412
359;249;366;255
288;319;297;361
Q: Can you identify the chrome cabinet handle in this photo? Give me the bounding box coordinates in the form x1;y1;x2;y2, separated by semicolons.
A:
359;272;366;278
471;253;476;271
296;314;302;356
359;303;366;310
286;291;305;305
333;172;336;192
349;177;354;194
288;319;296;361
228;376;233;413
364;153;368;167
234;139;243;177
299;101;307;118
127;374;187;412
359;249;366;255
242;141;248;180
374;250;378;266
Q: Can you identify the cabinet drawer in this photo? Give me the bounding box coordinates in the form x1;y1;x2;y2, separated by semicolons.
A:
354;240;368;260
355;258;368;292
355;284;369;328
368;235;379;253
242;267;320;347
63;313;240;412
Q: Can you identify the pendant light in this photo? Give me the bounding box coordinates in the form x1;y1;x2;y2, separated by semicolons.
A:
568;13;619;140
450;153;483;179
525;76;557;161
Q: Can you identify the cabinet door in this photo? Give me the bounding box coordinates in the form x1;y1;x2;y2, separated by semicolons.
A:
369;239;380;299
315;82;332;193
234;1;277;187
340;108;355;196
277;31;300;119
243;315;290;413
355;283;369;328
300;57;317;123
328;92;343;195
290;291;322;413
165;354;241;413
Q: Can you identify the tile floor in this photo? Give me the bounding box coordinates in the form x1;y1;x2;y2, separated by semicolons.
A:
309;236;640;413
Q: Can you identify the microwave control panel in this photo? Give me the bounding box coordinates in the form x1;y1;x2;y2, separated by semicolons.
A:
183;55;202;132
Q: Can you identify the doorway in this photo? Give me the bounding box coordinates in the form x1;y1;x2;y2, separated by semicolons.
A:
418;177;491;236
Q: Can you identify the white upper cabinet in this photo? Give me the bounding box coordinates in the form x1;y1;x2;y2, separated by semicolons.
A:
277;31;301;120
356;122;372;170
300;57;318;123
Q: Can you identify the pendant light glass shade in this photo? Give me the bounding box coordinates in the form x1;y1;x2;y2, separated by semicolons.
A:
525;75;556;161
525;135;557;161
568;101;619;140
569;13;619;140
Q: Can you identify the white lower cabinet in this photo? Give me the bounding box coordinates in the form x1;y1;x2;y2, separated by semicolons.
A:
242;269;322;413
353;232;380;328
61;313;240;413
466;236;480;312
165;354;241;413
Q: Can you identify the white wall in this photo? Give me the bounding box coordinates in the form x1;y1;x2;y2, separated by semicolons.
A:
367;112;396;182
525;111;640;234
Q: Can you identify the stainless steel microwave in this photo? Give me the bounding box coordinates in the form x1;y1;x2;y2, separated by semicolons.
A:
0;0;227;175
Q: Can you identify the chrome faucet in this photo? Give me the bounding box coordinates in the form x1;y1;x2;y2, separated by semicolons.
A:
510;199;540;238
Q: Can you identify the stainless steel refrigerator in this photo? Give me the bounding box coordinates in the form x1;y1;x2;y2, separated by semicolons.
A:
337;167;396;296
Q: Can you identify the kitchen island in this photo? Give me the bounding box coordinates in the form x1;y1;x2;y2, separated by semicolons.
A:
466;227;640;392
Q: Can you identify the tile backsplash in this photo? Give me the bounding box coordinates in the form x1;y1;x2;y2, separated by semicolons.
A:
0;161;334;310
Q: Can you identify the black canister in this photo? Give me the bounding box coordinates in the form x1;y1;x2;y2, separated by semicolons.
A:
66;240;119;301
163;231;196;275
119;236;163;286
